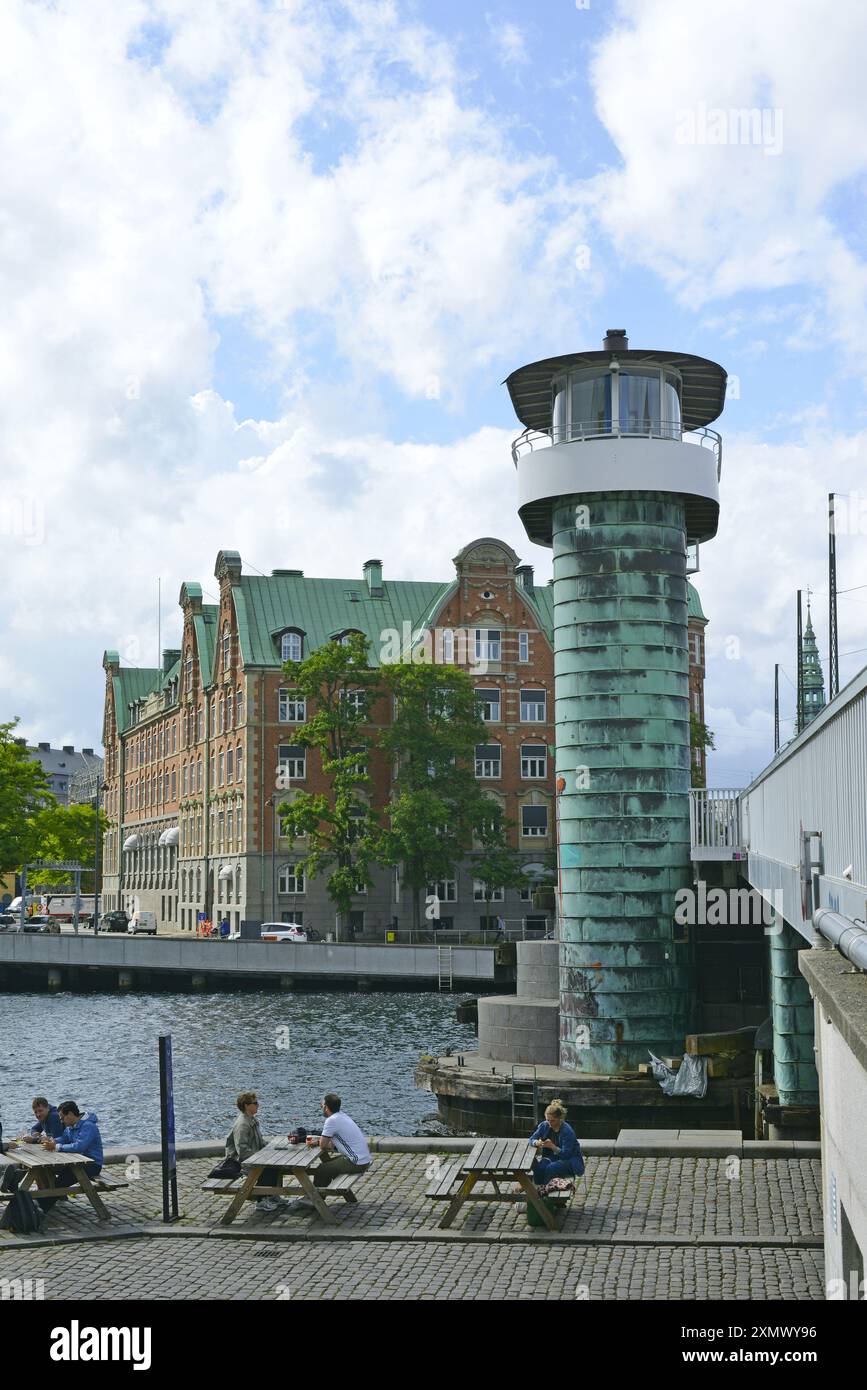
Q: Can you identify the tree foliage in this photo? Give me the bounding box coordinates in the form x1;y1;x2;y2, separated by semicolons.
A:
0;718;52;872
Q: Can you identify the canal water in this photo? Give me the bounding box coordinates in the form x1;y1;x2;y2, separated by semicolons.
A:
1;990;476;1146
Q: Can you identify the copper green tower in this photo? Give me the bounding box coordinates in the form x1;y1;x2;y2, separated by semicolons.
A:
507;331;727;1073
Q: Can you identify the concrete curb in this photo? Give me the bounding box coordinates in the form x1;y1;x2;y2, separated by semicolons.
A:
99;1136;822;1163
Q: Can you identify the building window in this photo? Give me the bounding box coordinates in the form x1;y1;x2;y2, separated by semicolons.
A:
475;743;501;778
278;866;305;894
227;690;233;729
520;688;547;722
278;690;306;722
278;745;306;779
219;696;225;734
227;808;233;847
343;688;366;713
427;879;457;902
185;654;193;691
518;631;529;663
198;706;204;740
473;882;504;902
236;743;243;782
441;629;454;663
475;687;500;722
281;632;303;662
218;811;224;849
520;886;533;902
226;747;234;782
237;686;244;724
521;805;548;837
218;751;225;786
688;631;703;665
521;744;547;778
170;770;176;800
222;623;231;673
210;698;216;732
197;757;203;791
183;763;189;796
474;629;501;662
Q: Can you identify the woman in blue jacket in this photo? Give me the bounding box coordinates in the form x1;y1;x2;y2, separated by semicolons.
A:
528;1099;584;1184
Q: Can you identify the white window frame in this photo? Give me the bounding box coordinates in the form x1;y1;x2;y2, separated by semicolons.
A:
278;689;307;722
427;879;457;903
474;628;501;662
518;631;530;663
475;744;502;778
281;631;303;662
476;687;501;722
278;746;306;779
521;806;549;838
521;744;547;778
473;881;504;902
520;688;547;722
278;866;306;895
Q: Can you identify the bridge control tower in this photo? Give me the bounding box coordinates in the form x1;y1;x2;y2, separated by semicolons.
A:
507;331;727;1074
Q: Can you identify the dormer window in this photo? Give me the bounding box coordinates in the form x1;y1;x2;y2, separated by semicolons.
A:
280;631;304;663
335;630;363;647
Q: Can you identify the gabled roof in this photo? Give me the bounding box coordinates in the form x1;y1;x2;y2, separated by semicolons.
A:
233;576;449;667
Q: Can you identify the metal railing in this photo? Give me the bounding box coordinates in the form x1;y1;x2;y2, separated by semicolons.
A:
511;419;722;478
689;788;743;853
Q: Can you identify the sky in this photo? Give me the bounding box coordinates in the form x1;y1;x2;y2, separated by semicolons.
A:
2;0;867;787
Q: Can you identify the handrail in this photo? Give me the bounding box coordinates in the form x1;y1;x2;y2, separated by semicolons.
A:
511;420;722;479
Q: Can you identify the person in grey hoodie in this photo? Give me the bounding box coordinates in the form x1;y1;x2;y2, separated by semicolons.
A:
226;1092;286;1213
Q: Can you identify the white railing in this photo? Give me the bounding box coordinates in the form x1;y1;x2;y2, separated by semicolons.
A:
689;788;743;857
512;420;722;478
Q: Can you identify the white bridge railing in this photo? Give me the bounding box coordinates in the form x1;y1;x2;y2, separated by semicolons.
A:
689;788;744;860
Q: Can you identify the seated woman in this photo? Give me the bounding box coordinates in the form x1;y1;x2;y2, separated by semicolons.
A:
225;1091;286;1213
528;1099;585;1185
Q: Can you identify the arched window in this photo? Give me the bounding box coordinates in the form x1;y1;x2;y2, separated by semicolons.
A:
279;630;304;662
236;742;243;782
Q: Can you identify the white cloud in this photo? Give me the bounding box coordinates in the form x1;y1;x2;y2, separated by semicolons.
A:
588;0;867;358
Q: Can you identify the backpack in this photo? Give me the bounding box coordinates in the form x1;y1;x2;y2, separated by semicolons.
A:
0;1167;44;1234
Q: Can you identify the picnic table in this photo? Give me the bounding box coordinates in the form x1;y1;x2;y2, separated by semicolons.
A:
427;1137;561;1231
215;1141;359;1227
0;1144;116;1223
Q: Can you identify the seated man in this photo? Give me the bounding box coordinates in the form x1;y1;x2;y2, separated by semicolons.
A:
286;1093;371;1214
38;1102;104;1212
21;1096;63;1142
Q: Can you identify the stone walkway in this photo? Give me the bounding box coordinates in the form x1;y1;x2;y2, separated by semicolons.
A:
0;1153;825;1300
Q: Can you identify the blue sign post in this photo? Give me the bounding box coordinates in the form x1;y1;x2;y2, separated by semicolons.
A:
158;1034;180;1223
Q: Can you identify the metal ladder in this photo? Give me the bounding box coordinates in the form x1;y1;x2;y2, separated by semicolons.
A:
510;1064;539;1132
437;945;454;992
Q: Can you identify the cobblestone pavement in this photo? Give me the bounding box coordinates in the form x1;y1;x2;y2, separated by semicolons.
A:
0;1154;825;1300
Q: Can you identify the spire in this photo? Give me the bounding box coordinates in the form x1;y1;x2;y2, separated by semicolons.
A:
800;598;826;728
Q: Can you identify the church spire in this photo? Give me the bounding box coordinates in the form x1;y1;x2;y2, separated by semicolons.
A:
800;598;826;729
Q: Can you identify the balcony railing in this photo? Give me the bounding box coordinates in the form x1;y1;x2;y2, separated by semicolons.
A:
511;420;722;478
689;788;744;861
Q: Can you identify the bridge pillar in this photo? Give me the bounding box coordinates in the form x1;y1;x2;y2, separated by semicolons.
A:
770;922;819;1108
47;967;63;992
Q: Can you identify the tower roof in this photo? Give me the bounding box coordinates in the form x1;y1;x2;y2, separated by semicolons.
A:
505;344;727;432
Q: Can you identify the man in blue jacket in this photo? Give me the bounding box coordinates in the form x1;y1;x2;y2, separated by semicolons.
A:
24;1097;63;1141
38;1102;104;1212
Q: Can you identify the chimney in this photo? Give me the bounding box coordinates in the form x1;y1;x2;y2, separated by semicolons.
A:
603;328;628;352
38;742;50;751
82;748;94;756
363;559;383;597
516;565;534;593
62;745;74;754
272;569;304;578
162;648;181;673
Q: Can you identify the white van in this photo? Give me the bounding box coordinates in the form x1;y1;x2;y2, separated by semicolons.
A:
127;911;157;936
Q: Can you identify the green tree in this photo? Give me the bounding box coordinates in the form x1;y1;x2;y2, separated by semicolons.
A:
26;802;104;891
470;808;530;930
689;713;716;790
0;718;52;872
379;662;526;933
275;633;383;941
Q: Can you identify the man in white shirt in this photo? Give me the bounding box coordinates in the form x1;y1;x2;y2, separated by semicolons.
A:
286;1093;371;1214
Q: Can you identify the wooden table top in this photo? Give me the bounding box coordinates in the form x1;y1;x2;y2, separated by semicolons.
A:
462;1138;536;1173
0;1144;85;1168
242;1141;320;1171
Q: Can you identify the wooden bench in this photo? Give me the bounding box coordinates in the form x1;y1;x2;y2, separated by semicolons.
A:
0;1171;128;1199
425;1164;462;1200
202;1173;360;1203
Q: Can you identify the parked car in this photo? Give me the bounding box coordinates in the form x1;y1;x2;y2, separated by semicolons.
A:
127;911;157;936
17;916;52;932
0;911;17;929
99;910;130;932
260;923;308;943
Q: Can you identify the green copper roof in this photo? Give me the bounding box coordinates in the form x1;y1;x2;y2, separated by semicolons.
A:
112;668;162;733
233;575;450;667
688;582;706;622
